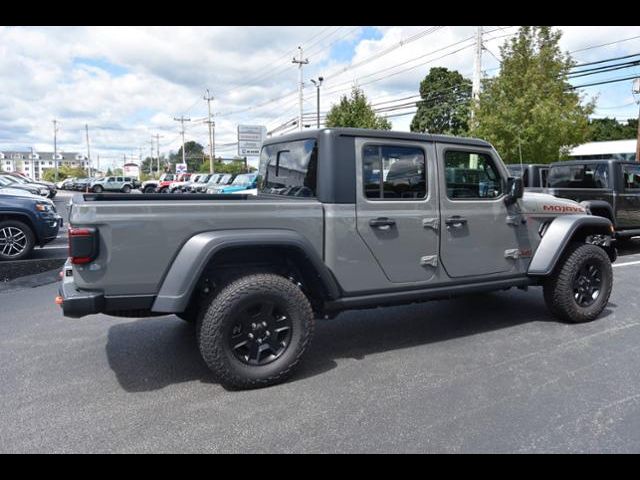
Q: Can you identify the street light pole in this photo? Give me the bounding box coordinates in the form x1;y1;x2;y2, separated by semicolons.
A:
310;77;324;129
634;78;640;162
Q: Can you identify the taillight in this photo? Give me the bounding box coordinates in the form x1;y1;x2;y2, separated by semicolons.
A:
68;227;99;265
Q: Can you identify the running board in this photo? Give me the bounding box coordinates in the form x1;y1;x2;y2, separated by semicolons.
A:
324;277;535;312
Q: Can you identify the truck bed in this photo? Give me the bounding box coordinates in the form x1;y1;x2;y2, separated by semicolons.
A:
68;194;325;297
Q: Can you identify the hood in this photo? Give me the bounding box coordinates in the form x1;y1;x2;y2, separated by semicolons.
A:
521;191;588;216
0;187;41;199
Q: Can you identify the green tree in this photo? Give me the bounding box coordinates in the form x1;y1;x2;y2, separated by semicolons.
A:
325;86;392;130
410;67;472;135
473;26;594;164
172;141;205;173
588;118;638;142
42;165;87;182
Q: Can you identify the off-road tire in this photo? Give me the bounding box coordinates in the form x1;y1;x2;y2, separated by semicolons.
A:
197;273;314;390
122;185;131;193
92;185;103;193
0;220;36;261
543;242;613;324
143;186;156;194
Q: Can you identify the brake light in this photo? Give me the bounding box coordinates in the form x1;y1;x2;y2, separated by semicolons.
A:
68;227;99;265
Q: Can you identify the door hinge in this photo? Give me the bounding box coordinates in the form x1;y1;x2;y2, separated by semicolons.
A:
422;218;439;231
504;249;521;260
420;255;438;267
506;215;526;226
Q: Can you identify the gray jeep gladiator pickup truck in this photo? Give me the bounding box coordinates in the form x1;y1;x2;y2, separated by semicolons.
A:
58;128;616;389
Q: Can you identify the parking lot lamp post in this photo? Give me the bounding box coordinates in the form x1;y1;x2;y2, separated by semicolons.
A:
310;77;323;129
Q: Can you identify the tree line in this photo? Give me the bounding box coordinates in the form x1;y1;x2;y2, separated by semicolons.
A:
324;26;638;164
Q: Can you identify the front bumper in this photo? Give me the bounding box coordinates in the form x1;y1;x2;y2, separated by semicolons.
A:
58;264;105;318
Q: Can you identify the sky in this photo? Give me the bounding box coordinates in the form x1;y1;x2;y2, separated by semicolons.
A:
1;25;639;171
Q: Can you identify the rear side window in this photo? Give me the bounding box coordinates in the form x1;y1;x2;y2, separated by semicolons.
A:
548;163;609;189
444;151;503;199
259;139;318;198
623;165;640;190
363;145;426;200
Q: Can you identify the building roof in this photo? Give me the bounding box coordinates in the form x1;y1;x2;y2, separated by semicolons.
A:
568;139;637;156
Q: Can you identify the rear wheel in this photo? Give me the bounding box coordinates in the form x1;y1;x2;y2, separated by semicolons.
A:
543;243;613;323
121;185;131;193
92;185;103;193
197;273;314;390
143;186;156;194
0;221;36;261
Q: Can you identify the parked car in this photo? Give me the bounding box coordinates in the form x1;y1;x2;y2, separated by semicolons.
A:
506;164;549;191
182;174;212;193
162;173;192;193
56;178;76;190
203;174;234;192
168;173;203;193
5;172;57;198
0;188;62;261
90;176;137;193
71;178;93;192
155;173;180;193
546;159;640;244
206;173;257;194
0;174;50;197
58;128;615;390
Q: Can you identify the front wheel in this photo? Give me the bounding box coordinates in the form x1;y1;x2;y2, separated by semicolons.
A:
197;273;314;390
143;186;156;194
0;220;36;261
92;185;103;193
121;185;131;193
543;243;613;323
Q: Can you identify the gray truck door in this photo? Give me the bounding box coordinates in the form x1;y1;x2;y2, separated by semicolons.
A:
355;138;440;284
437;144;519;278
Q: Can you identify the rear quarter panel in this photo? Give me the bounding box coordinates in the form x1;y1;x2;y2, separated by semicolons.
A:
69;198;324;296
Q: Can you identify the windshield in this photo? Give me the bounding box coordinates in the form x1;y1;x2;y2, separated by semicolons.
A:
232;174;257;186
0;176;13;186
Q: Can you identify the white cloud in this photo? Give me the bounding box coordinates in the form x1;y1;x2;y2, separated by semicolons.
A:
1;25;639;166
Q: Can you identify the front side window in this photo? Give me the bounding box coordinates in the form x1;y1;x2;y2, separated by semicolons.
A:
363;145;426;200
445;151;503;199
623;165;640;190
259;139;318;198
547;163;609;189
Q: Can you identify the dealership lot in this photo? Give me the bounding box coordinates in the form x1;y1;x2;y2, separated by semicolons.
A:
1;244;639;453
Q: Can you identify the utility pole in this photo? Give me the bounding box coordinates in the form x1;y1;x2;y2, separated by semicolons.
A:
310;77;324;129
634;78;640;162
173;116;191;165
152;134;163;176
472;26;483;102
204;89;215;174
97;154;100;175
292;46;309;132
85;124;91;178
53;119;59;182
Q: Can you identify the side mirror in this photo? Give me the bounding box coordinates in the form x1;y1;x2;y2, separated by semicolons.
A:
505;177;524;205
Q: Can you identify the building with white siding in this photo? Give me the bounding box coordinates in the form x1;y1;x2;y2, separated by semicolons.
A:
0;150;88;180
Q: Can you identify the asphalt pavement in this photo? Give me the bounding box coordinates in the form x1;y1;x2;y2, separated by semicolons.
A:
1;243;640;453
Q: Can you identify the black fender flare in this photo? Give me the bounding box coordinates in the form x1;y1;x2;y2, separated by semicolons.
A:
528;215;613;276
151;229;340;313
580;200;615;223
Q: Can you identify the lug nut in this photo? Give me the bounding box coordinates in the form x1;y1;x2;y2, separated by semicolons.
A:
251;323;257;329
248;333;254;340
265;331;271;337
261;321;267;328
257;338;263;344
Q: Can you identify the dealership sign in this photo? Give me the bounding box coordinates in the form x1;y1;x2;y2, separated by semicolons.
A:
175;163;188;174
238;125;267;157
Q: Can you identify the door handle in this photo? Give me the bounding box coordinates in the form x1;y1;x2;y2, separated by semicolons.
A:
445;216;468;228
369;217;396;229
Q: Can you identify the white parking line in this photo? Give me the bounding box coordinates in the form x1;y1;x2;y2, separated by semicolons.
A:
613;260;640;268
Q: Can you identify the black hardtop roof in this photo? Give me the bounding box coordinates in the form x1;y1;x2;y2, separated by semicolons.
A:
262;128;492;148
550;158;639;167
